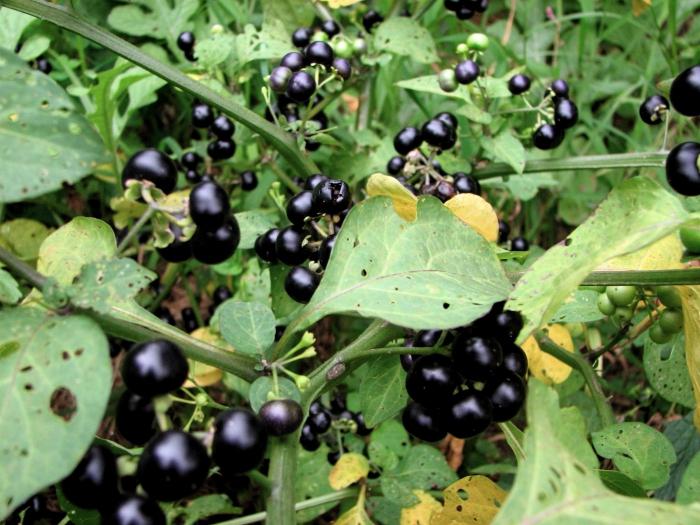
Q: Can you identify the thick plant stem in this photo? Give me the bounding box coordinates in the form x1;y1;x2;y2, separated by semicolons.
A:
265;436;298;525
0;0;318;179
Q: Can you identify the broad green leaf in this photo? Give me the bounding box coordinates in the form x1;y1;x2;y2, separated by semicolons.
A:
481;132;525;175
432;476;507;525
597;470;646;498
555;406;598;470
67;259;156;314
508;178;691;340
270;265;301;321
643;334;694;408
457;102;492;124
0;269;21;304
235;210;278;250
657;414;700;500
329;452;370;490
368;441;399;471
107;0;198;41
235;22;290;64
483;173;559;201
295;445;335;523
396;75;472;103
17;35;50;62
0;49;108;203
548;290;605;324
492;380;700;525
359;356;408;428
169;494;241;525
0;219;50;262
0;308;111;519
248;377;300;412
0;10;35;50
261;0;315;34
219;301;276;356
374;18;437;64
293;197;511;332
677;452;700;504
196;32;236;67
370;420;411;460
680;286;700;428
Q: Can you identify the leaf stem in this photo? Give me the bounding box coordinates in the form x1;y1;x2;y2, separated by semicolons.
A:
0;246;47;289
117;207;155;254
265;436;298;525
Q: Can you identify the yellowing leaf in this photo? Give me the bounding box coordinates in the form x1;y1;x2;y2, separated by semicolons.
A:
680;286;700;430
632;0;652;16
522;324;574;384
601;234;683;271
400;490;441;525
366;173;417;221
328;453;370;490
184;327;230;387
321;0;363;7
444;193;499;242
335;485;371;525
432;475;507;525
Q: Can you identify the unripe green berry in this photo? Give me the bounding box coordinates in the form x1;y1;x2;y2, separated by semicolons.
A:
353;38;367;54
456;43;468;55
438;69;458;92
597;293;616;316
659;309;683;334
649;324;673;344
467;33;489;52
312;31;329;42
680;226;700;254
656;285;682;309
612;306;634;324
606;285;637;307
333;38;353;59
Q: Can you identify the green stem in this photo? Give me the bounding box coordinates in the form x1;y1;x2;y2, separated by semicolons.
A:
506;268;700;286
247;470;272;492
0;0;318;179
471;151;667;180
265;437;298;525
537;334;615;428
117;207;155;254
147;262;181;310
0;246;47;289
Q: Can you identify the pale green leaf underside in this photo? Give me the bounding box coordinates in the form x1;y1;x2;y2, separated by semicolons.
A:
359;356;408;428
219;301;276;356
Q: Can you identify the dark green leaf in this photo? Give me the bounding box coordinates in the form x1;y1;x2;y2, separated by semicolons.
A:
374;18;437;64
359;356;408;428
643;334;694;408
219;301;276;356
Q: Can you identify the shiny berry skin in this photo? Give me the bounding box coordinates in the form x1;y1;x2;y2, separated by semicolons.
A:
444;0;461;11
490;310;523;343
435;112;458;130
405;354;459;407
286;190;316;226
415;329;442;347
453;173;480;195
597;293;616;316
659;309;683;334
483;371;526;422
213;408;268;475
606;285;637;307
394;127;423;155
353;412;371;436
387;156;406;175
444;389;492;438
308;408;332;434
321;20;340;37
532;124;563;150
305;173;327;191
421;119;456;150
137;430;210;501
240;170;258;191
191;218;240;264
400;353;416;372
192;103;214;128
665;142;700;196
312;179;351;215
212;285;232;306
210;115;235;139
550;79;569;98
332;58;352;80
121;340;188;397
189;180;230;230
181;307;198;333
122;149;177;194
255;228;279;263
318;234;336;268
498;219;510;243
362;10;384;32
304;41;334;67
439;69;458;92
455;59;479;85
280;51;305;71
270;66;293;93
300;424;320;451
36;57;52;74
181;151;202;169
259;399;304;436
639;94;669;125
452;336;503;381
434;181;456;202
285;266;320;303
402;402;446;442
177;31;195;52
670;65;700;117
502;343;528;377
185;170;201;184
469;0;489;12
61;445;118;509
184;49;196;62
508;74;531;95
554;98;578;129
207;139;236;160
292;27;312;48
649;323;673;344
157;227;192;263
456;6;474;19
102;495;165;525
286;71;316;103
275;226;307;265
511;236;529;251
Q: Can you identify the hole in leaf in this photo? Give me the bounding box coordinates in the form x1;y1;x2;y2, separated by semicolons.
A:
457;488;468;500
361;269;367;277
443;303;450;309
50;387;77;422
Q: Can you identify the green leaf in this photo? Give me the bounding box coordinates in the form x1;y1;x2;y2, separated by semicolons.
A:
508;178;691;339
219;301;276;356
56;485;100;525
248;377;300;412
0;308;111;519
548;290;606;324
483;173;559;202
235;210;278;250
0;269;21;304
293;197;511;332
396;75;472;103
261;0;315;34
195;32;236;68
169;494;241;525
295;445;335;523
374;18;437;64
643;334;694;408
270;265;301;321
0;49;108;203
597;470;647;498
492;380;700;525
0;219;51;262
481;132;525;175
554;406;598;470
67;258;156;314
592;422;676;490
0;10;35;51
107;0;198;41
456;102;492;124
17;35;50;62
657;414;700;500
677;452;700;504
358;356;408;428
370;420;411;460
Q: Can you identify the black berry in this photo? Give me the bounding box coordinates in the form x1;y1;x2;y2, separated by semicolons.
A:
61;445;118;509
259;399;304;436
508;74;531;95
286;71;316;103
453;173;481;195
191;218;241;264
181;151;202;170
502;343;528;377
362;10;384;32
333;58;352;80
498;219;510;243
311;179;351;215
255;228;280;263
670;65;700;117
300;424;320;451
387;156;406;175
286;190;316;226
550;79;569;98
402;402;446;442
321;20;340;38
240;170;258;191
444;389;492;438
532;124;563;150
207;139;236;160
554;98;578;129
435;112;458;130
292;27;312;48
189;180;230;230
405;354;459;407
639;94;669;125
318;234;336;268
511;236;529;251
121;340;188;397
212;285;232;306
210;115;235;139
421;119;456;150
213;408;268;475
270;66;293;93
308;407;332;434
305;173;328;190
177;32;195;52
304;41;334;68
666;142;700;196
452;335;503;381
483;371;526;422
285;266;320;303
455;59;479;85
275;226;308;265
280;51;305;71
102;496;165;525
394;127;423;155
157;225;192;263
192;103;214;128
122;149;177;194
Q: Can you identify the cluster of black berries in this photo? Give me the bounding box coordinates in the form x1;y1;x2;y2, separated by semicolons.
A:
300;398;371;456
496;218;529;252
507;76;579;150
255;175;351;303
177;31;197;62
191;102;239;162
400;303;528;442
443;0;489;20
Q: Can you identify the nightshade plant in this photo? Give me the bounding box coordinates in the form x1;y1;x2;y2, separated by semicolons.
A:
0;1;700;524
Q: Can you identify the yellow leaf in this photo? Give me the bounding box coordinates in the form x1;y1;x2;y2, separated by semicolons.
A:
184;327;230;387
432;475;507;525
400;490;441;525
680;286;700;429
444;193;499;242
328;453;370;490
600;234;683;271
522;324;574;384
632;0;652;16
366;173;417;221
321;0;364;7
335;485;372;525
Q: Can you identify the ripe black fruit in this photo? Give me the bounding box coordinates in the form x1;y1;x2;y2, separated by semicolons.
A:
510;236;529;251
280;51;305;71
259;399;304;436
455;59;479;85
434;181;456;202
189;180;230;230
116;391;157;445
304;41;334;68
255;228;280;262
185;170;201;184
353;412;371;436
532;124;563;150
191;218;241;264
421;119;456;150
137;430;210;501
275;226;308;265
308;407;332;434
444;0;461;11
453;173;480;195
285;266;320;303
402;402;446;442
207;139;236;160
102;496;165;525
498;219;510;243
286;71;316;103
192;103;214;128
405;354;459;406
318;234;336;269
490;310;524;343
213;408;268;475
444;389;492;438
177;32;195;52
286;190;316;226
292;27;312;48
157;225;192;263
639;94;669;125
400;353;416;372
483;371;526;422
270;66;293;93
181;151;202;169
180;307;198;333
456;6;474;19
321;20;340;38
387;156;406;175
36;57;52;74
670;65;700;117
435;112;458;130
333;58;352;80
666;142;700;196
394;127;423;155
502;342;528;377
508;74;531;95
121;340;188;397
362;10;384;32
61;445;118;509
452;336;503;380
122;149;177;194
300;424;320;451
311;179;351;215
554;98;578;129
212;285;232;306
240;170;258;191
305;173;328;190
210;115;235;139
550;79;569;98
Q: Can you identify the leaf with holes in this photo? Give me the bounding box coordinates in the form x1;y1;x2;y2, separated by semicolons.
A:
219;301;276;357
0;49;108;203
548;290;605;324
329;453;370;490
432;476;507;525
657;414;700;500
359;355;408;428
677;452;700;504
292;197;511;332
643;334;694;408
374;18;437;64
0;307;111;519
235;210;278;250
